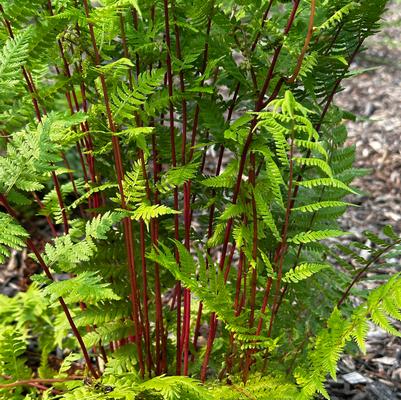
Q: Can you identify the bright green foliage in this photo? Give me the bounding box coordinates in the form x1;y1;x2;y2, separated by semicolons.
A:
157;163;200;194
43;271;121;305
296;274;401;399
0;0;393;399
129;203;180;229
111;69;165;122
0;284;69;398
289;230;349;245
0;32;30;94
0;328;30;380
282;263;331;284
0;212;29;263
43;211;124;272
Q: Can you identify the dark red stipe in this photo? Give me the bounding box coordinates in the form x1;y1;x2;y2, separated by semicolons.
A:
200;1;301;381
82;0;144;377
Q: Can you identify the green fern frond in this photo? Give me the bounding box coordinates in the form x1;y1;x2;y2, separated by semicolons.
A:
202;159;238;189
282;263;331;283
121;160;147;206
260;250;275;279
218;203;245;221
43;271;120;305
140;376;212;400
254;188;281;241
157;162;200;194
298;52;318;78
316;3;360;33
289;229;348;245
294;157;333;177
0;212;29;263
294;139;328;160
104;344;138;375
293;201;353;213
84;320;135;348
43;212;123;272
129;203;180;229
207;222;226;247
0;31;31;94
68;182;118;211
39;179;85;221
111;69;165;121
296;177;358;194
0;327;29;379
85;211;124;240
75;301;130;328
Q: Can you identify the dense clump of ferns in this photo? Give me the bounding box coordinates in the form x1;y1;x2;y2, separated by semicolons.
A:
0;0;398;399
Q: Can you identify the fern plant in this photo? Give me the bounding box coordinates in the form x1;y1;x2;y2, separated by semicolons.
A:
0;0;396;399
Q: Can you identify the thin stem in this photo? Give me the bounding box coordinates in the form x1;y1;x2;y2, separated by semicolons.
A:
200;2;301;380
188;9;213;162
82;0;144;376
120;12;154;376
286;0;316;84
47;0;95;201
251;0;275;52
337;240;401;308
170;0;192;374
162;0;182;374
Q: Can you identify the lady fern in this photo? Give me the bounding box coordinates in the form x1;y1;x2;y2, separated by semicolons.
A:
0;0;396;399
